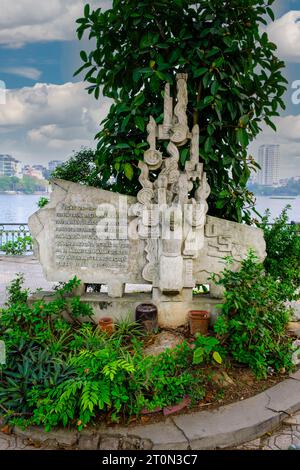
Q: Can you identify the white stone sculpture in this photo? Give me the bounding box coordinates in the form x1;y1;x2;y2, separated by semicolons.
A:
29;73;266;327
131;73;211;300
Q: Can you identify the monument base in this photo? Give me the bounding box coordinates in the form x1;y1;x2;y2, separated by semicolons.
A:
29;291;223;329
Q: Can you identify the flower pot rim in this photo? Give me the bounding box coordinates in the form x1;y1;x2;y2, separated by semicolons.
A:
189;310;210;315
99;317;114;323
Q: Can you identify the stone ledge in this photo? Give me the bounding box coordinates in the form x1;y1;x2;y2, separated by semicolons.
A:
3;375;300;450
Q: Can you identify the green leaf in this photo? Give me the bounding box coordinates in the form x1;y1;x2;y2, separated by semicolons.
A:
203;95;214;106
239;115;249;127
211;81;219;95
236;128;249;148
121;114;131;132
115;143;131;149
213;351;222;364
133;93;145;107
180;148;189;166
133;67;152;82
193;347;204;365
84;4;90;18
206;46;219;58
267;7;275;22
205;136;213;153
80;50;88;62
207;124;215;136
264;116;277;132
124;163;134;181
134;115;145;131
194;67;208;78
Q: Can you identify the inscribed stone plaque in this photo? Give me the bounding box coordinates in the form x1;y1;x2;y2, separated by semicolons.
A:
55;203;129;270
28;179;146;287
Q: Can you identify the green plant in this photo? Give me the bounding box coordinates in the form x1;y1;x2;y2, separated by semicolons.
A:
193;335;223;365
260;207;300;301
75;0;286;223
51;148;101;188
37;197;49;208
112;314;144;344
0;276;93;419
5;273;29;304
0;235;32;255
213;251;294;378
0;273;211;429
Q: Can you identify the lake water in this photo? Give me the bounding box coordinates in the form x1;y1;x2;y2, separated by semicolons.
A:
0;194;40;224
0;194;299;224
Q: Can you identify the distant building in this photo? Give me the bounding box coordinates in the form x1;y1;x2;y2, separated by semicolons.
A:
0;154;22;177
22;165;45;180
48;160;63;174
256;145;280;186
32;164;48;179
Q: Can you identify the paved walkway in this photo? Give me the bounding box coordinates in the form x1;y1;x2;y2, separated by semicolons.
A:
0;256;54;305
1;411;300;450
235;412;300;450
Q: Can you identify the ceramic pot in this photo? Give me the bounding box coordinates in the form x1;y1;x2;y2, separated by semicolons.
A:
98;317;114;335
135;303;158;332
188;310;210;336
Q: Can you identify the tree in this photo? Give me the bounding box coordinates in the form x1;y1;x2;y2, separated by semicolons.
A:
75;0;287;223
51;148;101;187
0;176;12;192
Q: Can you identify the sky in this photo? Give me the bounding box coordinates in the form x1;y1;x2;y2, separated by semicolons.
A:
0;1;300;178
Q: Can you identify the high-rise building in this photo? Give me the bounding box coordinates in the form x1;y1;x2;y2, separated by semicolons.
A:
256;145;280;186
48;160;63;174
0;154;22;177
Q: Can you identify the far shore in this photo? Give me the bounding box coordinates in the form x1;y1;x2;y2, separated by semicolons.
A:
0;191;49;195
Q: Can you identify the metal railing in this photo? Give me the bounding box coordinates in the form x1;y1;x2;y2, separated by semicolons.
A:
0;223;33;254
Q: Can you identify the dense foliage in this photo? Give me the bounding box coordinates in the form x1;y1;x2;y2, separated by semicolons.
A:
1;210;299;428
0;276;222;430
260;207;300;300
75;0;286;223
51;148;101;187
0;235;32;255
213;251;294;378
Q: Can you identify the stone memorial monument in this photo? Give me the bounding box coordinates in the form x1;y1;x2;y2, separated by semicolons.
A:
29;74;266;327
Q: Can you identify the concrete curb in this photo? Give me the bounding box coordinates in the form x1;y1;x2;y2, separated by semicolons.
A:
3;370;300;450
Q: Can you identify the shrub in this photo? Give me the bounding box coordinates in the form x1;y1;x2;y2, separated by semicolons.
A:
213;251;294;378
0;275;213;430
260;207;300;301
0;235;32;255
37;197;49;208
51;148;102;188
0;277;93;417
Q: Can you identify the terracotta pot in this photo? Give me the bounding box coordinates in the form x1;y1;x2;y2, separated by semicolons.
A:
135;303;158;332
98;317;114;335
188;310;210;336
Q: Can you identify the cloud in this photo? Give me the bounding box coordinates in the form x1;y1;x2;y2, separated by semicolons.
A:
0;66;42;80
0;81;111;165
250;114;300;178
266;11;300;63
0;0;112;48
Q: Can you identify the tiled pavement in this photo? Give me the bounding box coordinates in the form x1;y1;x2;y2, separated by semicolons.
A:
234;412;300;450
